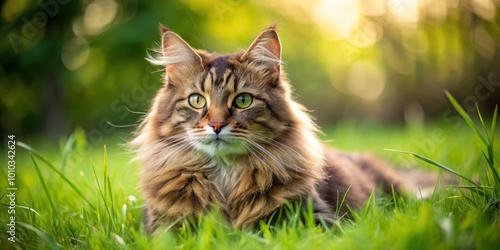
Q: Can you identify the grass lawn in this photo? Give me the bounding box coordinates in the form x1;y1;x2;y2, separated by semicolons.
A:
1;106;499;249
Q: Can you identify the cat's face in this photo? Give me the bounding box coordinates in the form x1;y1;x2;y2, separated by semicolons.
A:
150;25;294;158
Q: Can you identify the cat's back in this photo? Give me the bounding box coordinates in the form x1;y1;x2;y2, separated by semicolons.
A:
318;147;408;214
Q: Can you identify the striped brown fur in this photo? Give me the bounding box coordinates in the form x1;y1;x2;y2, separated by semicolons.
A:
132;25;420;234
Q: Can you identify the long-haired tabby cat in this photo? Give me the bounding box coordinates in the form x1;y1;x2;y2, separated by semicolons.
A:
132;24;431;234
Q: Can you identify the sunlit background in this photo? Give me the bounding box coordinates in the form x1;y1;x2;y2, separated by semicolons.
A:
1;0;499;141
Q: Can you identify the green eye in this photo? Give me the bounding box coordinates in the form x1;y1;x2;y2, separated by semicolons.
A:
234;93;253;109
188;94;206;109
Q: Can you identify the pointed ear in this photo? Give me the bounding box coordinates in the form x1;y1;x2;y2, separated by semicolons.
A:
149;24;203;82
240;25;281;79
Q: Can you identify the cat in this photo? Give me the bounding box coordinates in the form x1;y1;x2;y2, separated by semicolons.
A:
132;24;428;234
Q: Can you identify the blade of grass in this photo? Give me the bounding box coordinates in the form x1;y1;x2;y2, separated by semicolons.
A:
490;106;498;166
18;141;97;211
91;163;114;236
453;185;494;190
445;91;488;145
61;132;76;173
122;203;128;238
486;106;500;196
476;104;489;141
385;149;480;187
104;146;109;202
480;150;493;169
103;145;116;223
103;145;117;234
488;106;498;167
31;201;37;225
446;95;500;199
0;189;7;200
452;185;491;197
490;105;497;151
0;203;41;217
31;154;56;217
480;151;500;197
15;204;41;216
19;222;62;250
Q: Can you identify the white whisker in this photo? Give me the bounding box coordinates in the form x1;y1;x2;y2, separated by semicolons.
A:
237;136;290;179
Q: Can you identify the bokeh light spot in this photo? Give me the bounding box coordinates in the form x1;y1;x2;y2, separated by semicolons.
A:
61;38;90;71
2;0;29;22
314;0;360;39
346;60;386;101
83;0;118;35
474;25;495;60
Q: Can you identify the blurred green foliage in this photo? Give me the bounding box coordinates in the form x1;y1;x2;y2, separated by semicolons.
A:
1;0;499;140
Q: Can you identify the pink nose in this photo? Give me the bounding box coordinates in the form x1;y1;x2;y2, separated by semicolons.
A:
209;121;227;134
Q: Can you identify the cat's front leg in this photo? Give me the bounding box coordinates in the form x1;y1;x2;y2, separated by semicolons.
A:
141;170;226;234
305;192;339;226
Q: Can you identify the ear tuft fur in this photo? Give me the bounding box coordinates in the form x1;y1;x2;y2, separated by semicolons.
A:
240;25;282;79
147;24;202;77
159;24;170;34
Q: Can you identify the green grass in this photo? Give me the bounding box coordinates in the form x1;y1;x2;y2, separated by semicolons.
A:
1;104;500;249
